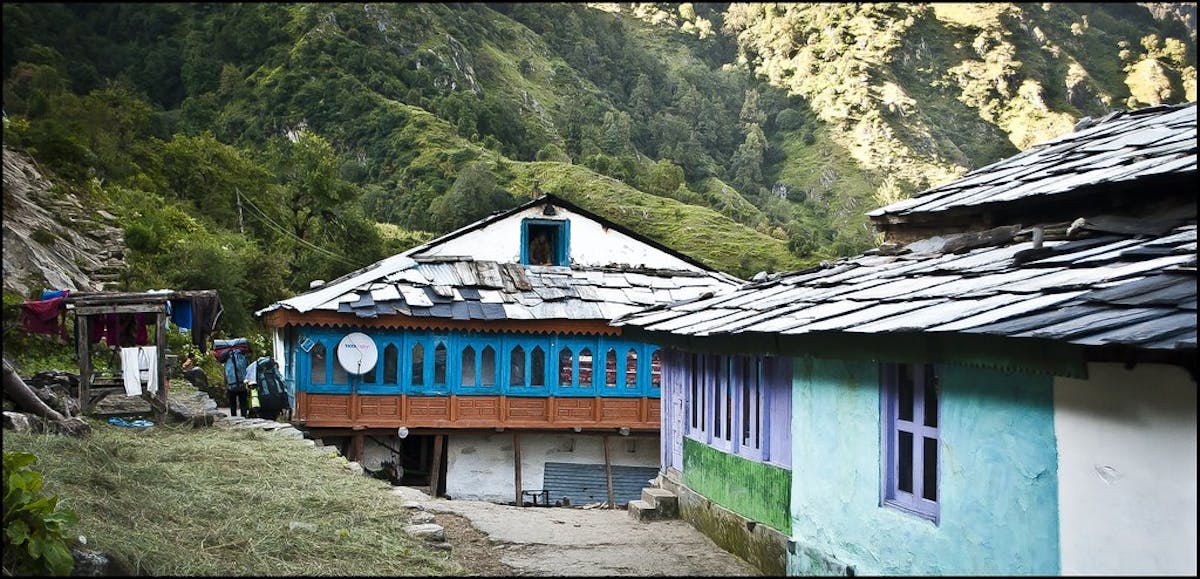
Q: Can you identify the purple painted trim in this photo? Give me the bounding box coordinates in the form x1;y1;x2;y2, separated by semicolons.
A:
882;362;940;523
673;351;790;467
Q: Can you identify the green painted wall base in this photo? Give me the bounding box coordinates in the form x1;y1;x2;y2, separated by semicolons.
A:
682;438;791;533
662;469;788;576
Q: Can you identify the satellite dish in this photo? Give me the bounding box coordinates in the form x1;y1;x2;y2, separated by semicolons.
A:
336;332;378;375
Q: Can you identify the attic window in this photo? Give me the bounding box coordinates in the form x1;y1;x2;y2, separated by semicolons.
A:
522;219;569;266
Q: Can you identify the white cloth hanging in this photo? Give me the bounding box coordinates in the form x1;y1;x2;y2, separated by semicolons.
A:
119;346;159;396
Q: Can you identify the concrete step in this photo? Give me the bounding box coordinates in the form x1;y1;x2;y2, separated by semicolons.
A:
642;487;679;518
627;499;659;523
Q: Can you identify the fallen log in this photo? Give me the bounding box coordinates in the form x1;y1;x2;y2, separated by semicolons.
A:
3;355;90;437
3;357;67;422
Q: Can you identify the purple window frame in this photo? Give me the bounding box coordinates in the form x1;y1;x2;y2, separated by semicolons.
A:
881;362;940;523
683;352;771;462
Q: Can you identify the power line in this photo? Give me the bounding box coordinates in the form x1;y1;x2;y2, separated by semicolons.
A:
236;190;362;268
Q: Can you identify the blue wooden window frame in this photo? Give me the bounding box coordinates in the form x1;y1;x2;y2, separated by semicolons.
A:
358;336;402;395
520;218;570;266
882;362;940;523
294;330;662;399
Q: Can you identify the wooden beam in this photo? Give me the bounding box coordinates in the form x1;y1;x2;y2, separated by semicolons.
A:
76;314;92;415
430;435;444;498
513;432;522;505
73;304;168;316
154;312;168;423
603;435;615;509
352;433;365;463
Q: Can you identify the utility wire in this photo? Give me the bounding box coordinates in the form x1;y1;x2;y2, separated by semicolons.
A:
236;190;361;268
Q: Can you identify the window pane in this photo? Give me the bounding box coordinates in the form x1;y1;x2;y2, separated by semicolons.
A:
742;358;751;444
332;355;348;384
625;349;638;388
558;348;573;386
650;349;661;388
531;346;545;387
434;343;447;386
898;431;913;494
924;366;939;428
510;346;525;386
690;356;698;429
755;359;762;450
604;348;617;387
311;343;326;384
364;364;376;384
461;346;476;387
713;358;723;438
383;345;398;384
411;343;424;386
579;348;592;385
898;364;914;422
923;437;938;501
481;346;496;386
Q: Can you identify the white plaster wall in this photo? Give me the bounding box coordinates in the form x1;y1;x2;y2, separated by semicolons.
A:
1054;362;1197;576
413;206;704;270
445;432;660;503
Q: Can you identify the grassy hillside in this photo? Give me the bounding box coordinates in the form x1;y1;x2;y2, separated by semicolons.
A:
2;2;1194;335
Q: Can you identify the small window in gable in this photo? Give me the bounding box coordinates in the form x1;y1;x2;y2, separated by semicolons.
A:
522;219;569;266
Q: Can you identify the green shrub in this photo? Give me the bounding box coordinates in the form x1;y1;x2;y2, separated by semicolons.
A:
2;452;79;576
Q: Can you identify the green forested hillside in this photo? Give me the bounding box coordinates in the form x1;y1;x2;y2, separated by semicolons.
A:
2;2;1194;337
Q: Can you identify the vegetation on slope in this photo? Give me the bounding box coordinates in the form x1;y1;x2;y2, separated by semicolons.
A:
1;2;1194;338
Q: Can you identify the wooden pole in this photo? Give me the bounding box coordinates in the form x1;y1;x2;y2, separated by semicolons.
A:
430;435;444;498
603;435;614;509
513;432;523;505
76;315;91;415
352;433;365;464
154;312;168;423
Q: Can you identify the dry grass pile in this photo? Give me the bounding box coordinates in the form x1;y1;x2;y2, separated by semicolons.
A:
4;422;465;576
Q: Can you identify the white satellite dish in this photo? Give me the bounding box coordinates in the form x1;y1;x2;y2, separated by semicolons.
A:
336;332;378;375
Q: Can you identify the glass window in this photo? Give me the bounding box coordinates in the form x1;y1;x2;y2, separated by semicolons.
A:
531;346;545;387
578;348;593;386
625;348;638;389
311;343;327;384
510;345;525;386
461;346;476;387
433;342;447;386
605;348;617;387
332;355;348;385
558;347;573;387
650;349;661;389
883;363;940;522
481;346;496;386
383;344;398;384
411;343;424;386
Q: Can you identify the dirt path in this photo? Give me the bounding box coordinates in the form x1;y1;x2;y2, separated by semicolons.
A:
390;486;759;576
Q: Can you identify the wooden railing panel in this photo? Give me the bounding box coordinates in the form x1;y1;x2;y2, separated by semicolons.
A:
295;393;659;430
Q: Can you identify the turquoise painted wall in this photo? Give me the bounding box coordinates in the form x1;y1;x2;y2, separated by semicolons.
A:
788;359;1059;575
683;437;791;534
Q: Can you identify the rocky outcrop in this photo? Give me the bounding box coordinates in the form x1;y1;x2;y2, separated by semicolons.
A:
2;146;127;297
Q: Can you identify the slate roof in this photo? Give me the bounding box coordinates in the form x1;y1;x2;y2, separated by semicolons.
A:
258;257;740;323
616;102;1197;354
869;102;1196;221
614;225;1196;351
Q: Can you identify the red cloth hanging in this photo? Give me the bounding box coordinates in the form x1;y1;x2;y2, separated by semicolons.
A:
21;294;69;339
